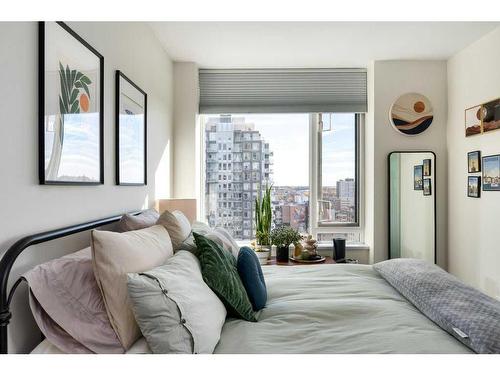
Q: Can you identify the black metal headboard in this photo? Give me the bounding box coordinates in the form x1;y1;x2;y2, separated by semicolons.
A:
0;211;143;354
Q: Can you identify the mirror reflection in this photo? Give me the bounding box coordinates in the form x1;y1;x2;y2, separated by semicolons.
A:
389;151;435;263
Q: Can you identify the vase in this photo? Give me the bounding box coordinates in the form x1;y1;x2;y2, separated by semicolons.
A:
276;245;289;263
255;249;270;265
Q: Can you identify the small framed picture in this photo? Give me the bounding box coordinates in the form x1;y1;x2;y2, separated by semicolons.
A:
423;178;432;196
482;154;500;191
115;70;147;185
481;98;500;134
468;151;481;173
423;158;431;176
468;176;481;198
414;165;423;190
465;105;482;137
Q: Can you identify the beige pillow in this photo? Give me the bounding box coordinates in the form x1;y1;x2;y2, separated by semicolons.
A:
156;210;192;250
91;225;173;349
117;209;159;232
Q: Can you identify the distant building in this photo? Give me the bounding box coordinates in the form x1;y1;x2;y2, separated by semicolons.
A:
205;115;272;239
336;178;355;204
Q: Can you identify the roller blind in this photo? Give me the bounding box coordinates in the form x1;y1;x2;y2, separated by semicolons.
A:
199;68;367;114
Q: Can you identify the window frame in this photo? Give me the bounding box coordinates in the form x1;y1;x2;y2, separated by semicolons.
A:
198;113;364;242
311;113;361;229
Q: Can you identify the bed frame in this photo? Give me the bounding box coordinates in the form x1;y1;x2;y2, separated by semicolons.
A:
0;211;143;354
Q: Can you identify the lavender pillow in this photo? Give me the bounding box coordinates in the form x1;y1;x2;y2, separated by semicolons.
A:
24;248;124;353
117;209;159;232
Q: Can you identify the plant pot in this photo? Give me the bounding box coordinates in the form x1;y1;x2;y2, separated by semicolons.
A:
255;250;270;265
276;246;290;263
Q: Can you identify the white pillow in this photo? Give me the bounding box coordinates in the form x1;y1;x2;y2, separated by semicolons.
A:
127;251;227;353
156;210;192;250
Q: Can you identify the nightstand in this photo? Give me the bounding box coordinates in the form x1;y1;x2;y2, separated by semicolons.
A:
263;256;336;266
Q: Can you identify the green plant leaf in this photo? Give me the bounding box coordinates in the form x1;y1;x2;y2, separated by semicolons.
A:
70;100;79;113
80;75;92;85
81;83;90;99
75;72;83;82
69;89;78;105
59;96;68;114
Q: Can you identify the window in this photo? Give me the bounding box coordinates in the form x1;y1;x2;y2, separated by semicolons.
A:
202;113;360;241
317;113;358;225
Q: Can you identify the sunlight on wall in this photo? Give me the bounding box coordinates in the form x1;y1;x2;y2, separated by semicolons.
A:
142;194;149;210
155;140;171;200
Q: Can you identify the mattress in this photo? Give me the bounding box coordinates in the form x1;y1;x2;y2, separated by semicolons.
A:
31;264;472;354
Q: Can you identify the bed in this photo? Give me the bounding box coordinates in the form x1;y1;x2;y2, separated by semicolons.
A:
31;263;471;354
1;211;497;354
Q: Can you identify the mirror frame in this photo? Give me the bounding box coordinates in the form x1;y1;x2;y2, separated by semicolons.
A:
387;151;437;263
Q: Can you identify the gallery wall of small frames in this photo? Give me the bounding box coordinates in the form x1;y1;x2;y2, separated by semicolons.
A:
465;97;500;198
467;151;500;198
413;158;432;196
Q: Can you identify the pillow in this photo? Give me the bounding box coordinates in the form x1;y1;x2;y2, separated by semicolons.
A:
156;210;192;250
374;258;500;354
193;232;256;322
127;251;227;353
117;209;159;232
91;225;173;349
237;247;267;311
24;248;123;353
181;224;239;259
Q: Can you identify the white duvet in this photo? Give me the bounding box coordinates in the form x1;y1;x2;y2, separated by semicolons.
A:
32;264;472;354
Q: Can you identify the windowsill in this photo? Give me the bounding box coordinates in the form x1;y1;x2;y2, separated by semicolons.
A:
235;240;369;252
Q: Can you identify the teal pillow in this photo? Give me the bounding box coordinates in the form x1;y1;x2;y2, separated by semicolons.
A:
193;232;256;322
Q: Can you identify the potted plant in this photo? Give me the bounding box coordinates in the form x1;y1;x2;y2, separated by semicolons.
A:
270;226;303;262
255;185;272;261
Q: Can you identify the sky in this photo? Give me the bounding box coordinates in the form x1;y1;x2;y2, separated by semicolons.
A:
240;113;356;186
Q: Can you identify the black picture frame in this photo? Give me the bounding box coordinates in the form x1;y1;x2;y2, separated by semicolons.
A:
414;165;423;190
39;21;104;185
423;158;431;176
468;151;481;173
115;71;147;186
468;176;481;198
423;178;432;196
482;154;500;191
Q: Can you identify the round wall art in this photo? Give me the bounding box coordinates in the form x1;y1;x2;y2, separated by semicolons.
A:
390;93;434;136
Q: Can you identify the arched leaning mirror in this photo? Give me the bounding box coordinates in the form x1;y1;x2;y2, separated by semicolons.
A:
388;151;436;263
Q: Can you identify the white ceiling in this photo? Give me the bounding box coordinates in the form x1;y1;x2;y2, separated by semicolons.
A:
150;22;499;68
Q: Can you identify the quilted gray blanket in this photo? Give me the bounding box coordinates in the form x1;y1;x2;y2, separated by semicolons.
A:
374;258;500;354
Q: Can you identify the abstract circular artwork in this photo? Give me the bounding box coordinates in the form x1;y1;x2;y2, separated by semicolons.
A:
390;93;434;136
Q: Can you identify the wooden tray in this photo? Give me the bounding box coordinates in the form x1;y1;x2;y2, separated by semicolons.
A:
289;256;326;264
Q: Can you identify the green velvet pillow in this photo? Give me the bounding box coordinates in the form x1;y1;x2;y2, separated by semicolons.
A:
193;232;256;322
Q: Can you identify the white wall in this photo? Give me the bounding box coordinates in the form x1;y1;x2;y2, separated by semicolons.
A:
0;22;174;352
172;62;199;200
447;27;500;298
369;60;448;266
0;22;174;253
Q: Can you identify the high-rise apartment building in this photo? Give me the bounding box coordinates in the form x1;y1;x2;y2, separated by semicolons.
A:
205;115;273;239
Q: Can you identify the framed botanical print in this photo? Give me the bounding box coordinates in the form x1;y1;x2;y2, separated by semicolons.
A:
39;22;104;185
414;165;423;190
115;71;147;185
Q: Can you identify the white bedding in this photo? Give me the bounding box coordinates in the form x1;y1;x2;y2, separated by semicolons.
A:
31;264;472;354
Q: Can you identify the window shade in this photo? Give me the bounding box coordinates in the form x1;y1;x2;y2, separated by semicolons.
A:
199;68;367;114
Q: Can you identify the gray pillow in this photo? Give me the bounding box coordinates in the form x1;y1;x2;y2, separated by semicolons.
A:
117;209;159;232
374;258;500;354
127;251;227;354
